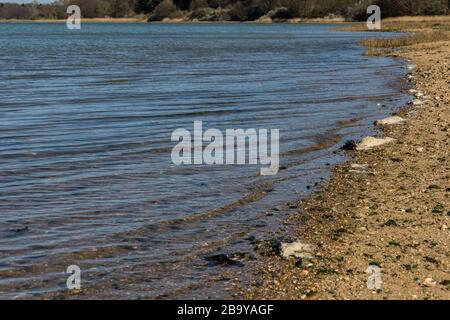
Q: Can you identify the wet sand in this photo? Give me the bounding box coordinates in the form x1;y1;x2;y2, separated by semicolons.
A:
241;18;449;300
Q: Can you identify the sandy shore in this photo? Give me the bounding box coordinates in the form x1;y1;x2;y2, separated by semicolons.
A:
241;17;449;300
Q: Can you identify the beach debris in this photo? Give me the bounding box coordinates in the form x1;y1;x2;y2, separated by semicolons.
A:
375;116;406;126
341;140;357;151
205;253;244;267
416;147;424;153
349;163;370;174
356;137;396;151
412;99;424;106
280;241;316;259
415;92;424;98
407;64;417;71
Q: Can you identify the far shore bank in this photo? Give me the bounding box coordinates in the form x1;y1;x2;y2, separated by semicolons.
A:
240;16;450;300
0;17;346;24
2;15;448;26
0;17;148;23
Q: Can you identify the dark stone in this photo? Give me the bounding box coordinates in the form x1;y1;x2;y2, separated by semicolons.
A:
13;226;29;233
205;254;244;267
384;219;399;227
341;140;357;151
271;239;282;256
245;235;257;244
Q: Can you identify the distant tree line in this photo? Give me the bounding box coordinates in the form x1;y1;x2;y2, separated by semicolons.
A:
0;0;448;21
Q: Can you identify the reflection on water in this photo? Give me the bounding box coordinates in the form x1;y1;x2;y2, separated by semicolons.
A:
0;23;409;299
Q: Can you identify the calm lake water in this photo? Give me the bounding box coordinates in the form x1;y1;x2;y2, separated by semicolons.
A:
0;23;409;299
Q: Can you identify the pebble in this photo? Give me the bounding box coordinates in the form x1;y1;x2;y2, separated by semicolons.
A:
351;164;369;169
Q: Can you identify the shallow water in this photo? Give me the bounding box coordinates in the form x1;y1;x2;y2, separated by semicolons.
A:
0;23;410;299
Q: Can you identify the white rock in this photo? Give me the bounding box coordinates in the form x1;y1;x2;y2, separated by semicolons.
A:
356;137;396;151
281;241;316;259
412;99;423;106
407;64;417;71
416;147;424;153
415;92;424;98
409;89;417;94
423;278;437;287
375;116;406;126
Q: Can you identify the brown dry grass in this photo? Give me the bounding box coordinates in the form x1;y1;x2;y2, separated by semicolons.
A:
362;30;450;48
354;16;450;56
337;15;450;32
382;15;450;31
